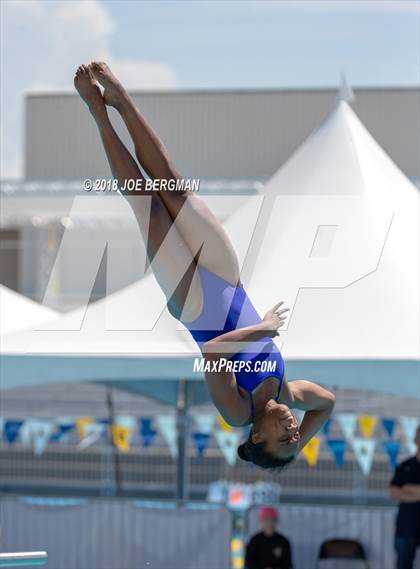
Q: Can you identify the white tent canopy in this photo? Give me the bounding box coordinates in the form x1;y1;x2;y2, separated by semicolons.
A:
2;97;419;399
0;285;58;336
247;100;419;361
0;270;202;391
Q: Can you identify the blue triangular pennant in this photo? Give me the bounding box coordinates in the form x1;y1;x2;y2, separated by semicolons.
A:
323;417;333;436
192;432;210;457
97;418;111;425
383;441;400;467
139;418;157;447
4;420;24;444
381;418;396;438
327;439;346;466
52;424;74;442
50;421;75;443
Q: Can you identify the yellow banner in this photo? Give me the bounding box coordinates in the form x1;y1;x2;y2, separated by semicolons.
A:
359;415;378;438
217;415;234;432
76;417;92;441
112;425;131;452
302;436;321;467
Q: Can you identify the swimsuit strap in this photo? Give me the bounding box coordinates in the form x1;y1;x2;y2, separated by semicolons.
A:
275;378;282;402
249;392;255;421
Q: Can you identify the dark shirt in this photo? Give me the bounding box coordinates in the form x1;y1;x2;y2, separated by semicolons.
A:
245;531;293;569
390;456;420;538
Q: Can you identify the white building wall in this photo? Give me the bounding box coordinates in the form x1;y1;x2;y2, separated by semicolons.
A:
25;87;420;182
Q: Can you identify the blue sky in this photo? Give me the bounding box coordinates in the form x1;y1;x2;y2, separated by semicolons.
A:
1;0;419;177
103;0;420;89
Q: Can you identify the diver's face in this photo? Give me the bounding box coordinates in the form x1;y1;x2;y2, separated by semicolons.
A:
252;402;300;459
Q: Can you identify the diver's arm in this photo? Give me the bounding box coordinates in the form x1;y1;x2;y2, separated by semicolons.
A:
203;301;289;359
298;408;334;449
287;380;335;448
289;380;335;411
203;322;270;359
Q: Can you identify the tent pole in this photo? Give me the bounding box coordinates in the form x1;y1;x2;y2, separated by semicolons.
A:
106;385;122;495
176;379;189;503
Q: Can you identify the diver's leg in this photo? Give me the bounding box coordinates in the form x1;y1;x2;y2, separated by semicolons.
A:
90;61;241;284
74;65;202;321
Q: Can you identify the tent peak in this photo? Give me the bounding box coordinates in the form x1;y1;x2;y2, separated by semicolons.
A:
337;72;355;104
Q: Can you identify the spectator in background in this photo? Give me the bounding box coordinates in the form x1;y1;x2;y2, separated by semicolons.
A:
389;425;420;569
245;507;293;569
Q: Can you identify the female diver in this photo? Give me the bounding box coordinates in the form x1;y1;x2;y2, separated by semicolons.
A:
74;62;335;470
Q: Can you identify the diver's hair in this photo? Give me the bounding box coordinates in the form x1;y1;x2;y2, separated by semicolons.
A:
237;429;296;471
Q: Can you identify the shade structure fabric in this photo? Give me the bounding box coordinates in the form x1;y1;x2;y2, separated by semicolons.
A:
247;101;419;359
0;285;58;336
1;99;418;401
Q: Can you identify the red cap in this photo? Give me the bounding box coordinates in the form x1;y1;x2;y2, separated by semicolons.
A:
259;507;278;521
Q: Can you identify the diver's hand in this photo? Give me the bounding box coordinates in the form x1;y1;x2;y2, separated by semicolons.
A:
262;301;289;337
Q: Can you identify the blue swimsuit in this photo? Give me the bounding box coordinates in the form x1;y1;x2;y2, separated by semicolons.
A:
181;265;285;418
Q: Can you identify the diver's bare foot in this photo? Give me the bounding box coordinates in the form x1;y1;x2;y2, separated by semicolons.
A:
74;64;107;120
89;61;127;109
